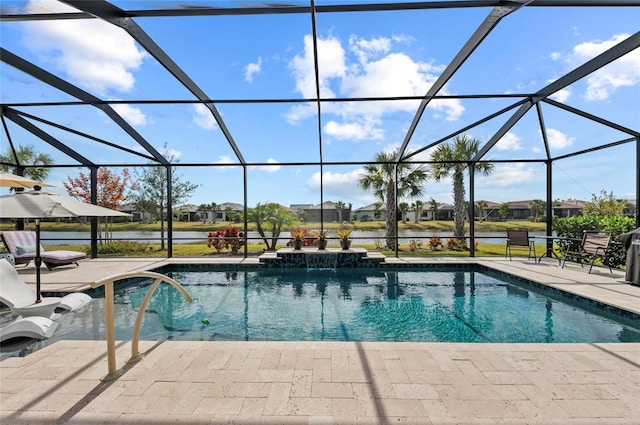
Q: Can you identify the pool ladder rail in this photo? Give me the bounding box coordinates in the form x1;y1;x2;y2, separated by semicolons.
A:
91;271;193;381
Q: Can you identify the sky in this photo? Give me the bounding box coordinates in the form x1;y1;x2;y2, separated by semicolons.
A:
0;0;639;211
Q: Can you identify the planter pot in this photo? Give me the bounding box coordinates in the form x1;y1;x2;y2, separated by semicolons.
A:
293;239;303;250
317;239;328;250
340;240;351;250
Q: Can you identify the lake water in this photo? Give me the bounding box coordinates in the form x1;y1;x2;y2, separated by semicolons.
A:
37;230;549;246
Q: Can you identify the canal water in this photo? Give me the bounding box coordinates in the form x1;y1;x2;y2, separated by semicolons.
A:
37;230;549;246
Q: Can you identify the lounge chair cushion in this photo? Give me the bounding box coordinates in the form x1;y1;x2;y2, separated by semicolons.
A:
1;231;86;268
41;250;86;265
16;245;37;255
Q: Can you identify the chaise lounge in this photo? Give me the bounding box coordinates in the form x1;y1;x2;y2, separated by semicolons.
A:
0;259;92;318
1;230;86;270
0;316;59;343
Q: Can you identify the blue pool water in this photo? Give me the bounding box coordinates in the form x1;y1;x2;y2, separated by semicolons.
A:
8;266;637;353
69;266;639;344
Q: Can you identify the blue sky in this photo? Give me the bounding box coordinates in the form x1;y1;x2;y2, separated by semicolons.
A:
1;1;638;210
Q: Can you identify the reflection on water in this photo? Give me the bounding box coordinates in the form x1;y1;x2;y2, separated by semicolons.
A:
3;268;638;358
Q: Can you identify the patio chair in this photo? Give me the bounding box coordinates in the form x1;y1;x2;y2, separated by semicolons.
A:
0;259;92;318
561;231;612;274
1;230;86;270
505;229;535;261
0;316;59;343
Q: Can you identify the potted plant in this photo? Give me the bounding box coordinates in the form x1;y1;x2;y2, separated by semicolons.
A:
313;230;329;250
290;229;306;250
337;228;352;250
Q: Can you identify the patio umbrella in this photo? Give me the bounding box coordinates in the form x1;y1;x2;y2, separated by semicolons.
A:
0;187;131;302
0;172;53;189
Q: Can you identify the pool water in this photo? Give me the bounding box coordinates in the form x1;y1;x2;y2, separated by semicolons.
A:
46;267;638;345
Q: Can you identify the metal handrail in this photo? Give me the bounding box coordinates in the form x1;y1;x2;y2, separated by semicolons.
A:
91;271;192;381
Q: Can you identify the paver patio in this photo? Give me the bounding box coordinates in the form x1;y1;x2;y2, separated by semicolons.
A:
1;256;639;424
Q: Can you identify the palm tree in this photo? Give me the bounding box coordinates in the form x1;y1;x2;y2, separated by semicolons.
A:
412;199;424;223
198;203;209;223
398;202;409;222
431;135;494;242
335;201;346;224
529;199;546;222
475;200;488;221
0;144;53;186
359;149;429;249
429;198;439;221
499;202;510;219
247;202;297;251
210;202;218;224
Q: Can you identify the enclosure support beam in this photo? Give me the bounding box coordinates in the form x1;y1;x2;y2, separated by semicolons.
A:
0;48;168;166
473;31;640;162
396;2;530;161
637;137;640;229
167;166;173;258
546;160;553;251
91;167;98;259
469;163;475;257
62;0;246;165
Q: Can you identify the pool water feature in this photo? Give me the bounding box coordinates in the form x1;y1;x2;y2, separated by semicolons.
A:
48;266;640;345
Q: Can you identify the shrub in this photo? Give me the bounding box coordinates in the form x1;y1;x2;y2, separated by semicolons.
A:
552;215;635;268
94;241;150;255
207;226;245;254
446;238;466;251
428;237;442;250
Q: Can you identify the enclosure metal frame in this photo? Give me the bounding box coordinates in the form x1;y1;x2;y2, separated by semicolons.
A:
1;1;639;257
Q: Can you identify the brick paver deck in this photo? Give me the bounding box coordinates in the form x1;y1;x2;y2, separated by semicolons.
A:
1;256;639;424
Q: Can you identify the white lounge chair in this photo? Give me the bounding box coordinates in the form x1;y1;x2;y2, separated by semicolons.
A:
0;259;92;318
1;230;86;270
0;316;59;343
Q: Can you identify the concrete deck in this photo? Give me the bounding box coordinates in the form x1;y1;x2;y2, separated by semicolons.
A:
1;255;639;424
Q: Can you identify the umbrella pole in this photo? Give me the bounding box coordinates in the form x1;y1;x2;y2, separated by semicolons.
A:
35;219;42;303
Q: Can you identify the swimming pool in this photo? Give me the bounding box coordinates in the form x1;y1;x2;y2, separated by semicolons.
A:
38;265;640;346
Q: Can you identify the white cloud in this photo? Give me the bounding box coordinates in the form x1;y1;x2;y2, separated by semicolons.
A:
245;57;262;82
251;158;282;173
565;33;640;101
349;35;391;64
480;163;536;187
290;34;346;99
307;169;370;202
287;34;464;132
214;156;234;164
161;147;182;160
495;132;522;151
111;103;147;126
550;88;571;102
21;0;148;96
192;104;218;130
545;128;574;150
324;120;384;141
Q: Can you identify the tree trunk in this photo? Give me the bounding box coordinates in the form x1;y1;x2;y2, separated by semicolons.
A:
453;173;466;242
160;206;166;251
385;182;396;250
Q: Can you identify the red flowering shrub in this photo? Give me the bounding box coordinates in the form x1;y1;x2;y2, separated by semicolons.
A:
428;237;442;250
207;226;245;254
